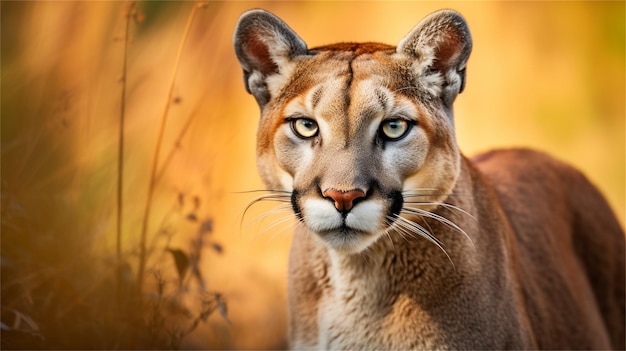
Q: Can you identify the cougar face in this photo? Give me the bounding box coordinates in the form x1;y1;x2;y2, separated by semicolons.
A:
278;58;460;252
235;10;470;253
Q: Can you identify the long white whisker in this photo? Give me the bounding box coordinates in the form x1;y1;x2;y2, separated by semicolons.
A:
383;217;396;250
402;207;463;236
239;193;292;231
418;214;436;242
388;214;420;243
393;215;455;270
261;213;300;239
403;191;467;198
403;201;475;220
274;218;306;241
402;207;474;248
244;204;293;234
391;218;417;243
394;215;445;247
233;189;292;195
401;188;440;193
250;203;293;220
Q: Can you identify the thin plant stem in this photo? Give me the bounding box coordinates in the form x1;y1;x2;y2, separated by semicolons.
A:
154;107;198;185
136;2;205;300
117;0;134;302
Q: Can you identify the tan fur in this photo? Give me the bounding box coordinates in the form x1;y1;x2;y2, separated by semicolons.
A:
234;9;625;349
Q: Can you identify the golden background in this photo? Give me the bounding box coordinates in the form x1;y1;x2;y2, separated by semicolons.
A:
2;1;624;349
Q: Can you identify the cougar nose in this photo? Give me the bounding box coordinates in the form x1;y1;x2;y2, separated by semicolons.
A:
322;189;366;212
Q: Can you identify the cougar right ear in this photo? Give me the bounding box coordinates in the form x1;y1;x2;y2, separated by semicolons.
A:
397;10;472;107
234;9;308;109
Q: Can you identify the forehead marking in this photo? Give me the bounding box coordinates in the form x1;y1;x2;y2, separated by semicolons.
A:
308;85;324;112
343;60;355;147
375;88;390;113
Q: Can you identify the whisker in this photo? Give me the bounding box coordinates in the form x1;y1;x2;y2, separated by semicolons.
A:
394;215;445;246
392;215;455;269
382;217;396;250
401;207;474;248
419;214;436;241
393;216;429;243
245;203;293;228
261;212;300;240
232;189;292;195
402;207;463;236
387;215;423;247
240;193;292;231
402;193;466;198
236;189;305;243
402;188;468;198
401;188;440;193
402;201;476;220
274;217;307;241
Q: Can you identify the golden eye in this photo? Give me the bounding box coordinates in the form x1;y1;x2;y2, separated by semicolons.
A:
291;118;319;139
380;119;411;140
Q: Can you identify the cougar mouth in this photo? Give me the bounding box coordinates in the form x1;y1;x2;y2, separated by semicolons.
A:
291;188;404;252
317;223;367;237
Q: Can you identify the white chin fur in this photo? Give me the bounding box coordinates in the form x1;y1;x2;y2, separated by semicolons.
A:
302;199;385;253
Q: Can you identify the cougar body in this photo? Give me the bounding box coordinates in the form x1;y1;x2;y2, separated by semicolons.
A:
233;9;625;349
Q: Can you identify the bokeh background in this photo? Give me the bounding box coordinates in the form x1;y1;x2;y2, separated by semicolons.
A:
2;1;624;349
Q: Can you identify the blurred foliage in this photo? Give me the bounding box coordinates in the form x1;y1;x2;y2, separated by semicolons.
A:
1;1;624;349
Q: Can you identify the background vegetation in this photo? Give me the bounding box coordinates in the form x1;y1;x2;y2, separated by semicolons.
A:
2;1;623;349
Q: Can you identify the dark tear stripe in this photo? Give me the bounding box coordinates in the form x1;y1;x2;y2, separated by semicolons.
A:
291;189;302;219
389;190;404;218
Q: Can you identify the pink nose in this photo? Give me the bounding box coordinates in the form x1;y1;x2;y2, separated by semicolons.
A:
322;189;366;212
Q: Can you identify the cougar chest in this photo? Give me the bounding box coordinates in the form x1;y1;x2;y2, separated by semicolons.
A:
316;252;382;346
315;247;444;349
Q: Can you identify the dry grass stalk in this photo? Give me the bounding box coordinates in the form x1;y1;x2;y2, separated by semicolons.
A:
136;1;207;304
116;0;136;305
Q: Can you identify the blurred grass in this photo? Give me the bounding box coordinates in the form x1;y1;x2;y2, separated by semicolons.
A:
1;1;624;349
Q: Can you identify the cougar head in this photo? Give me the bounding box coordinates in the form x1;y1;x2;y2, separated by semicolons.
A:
234;9;472;253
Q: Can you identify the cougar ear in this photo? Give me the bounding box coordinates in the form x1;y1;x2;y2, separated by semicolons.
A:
234;9;308;108
397;10;472;106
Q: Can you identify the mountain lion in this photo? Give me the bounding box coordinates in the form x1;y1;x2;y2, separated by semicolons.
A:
233;9;625;349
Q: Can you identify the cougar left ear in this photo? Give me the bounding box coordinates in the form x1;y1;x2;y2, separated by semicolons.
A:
397;10;472;106
234;9;308;109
